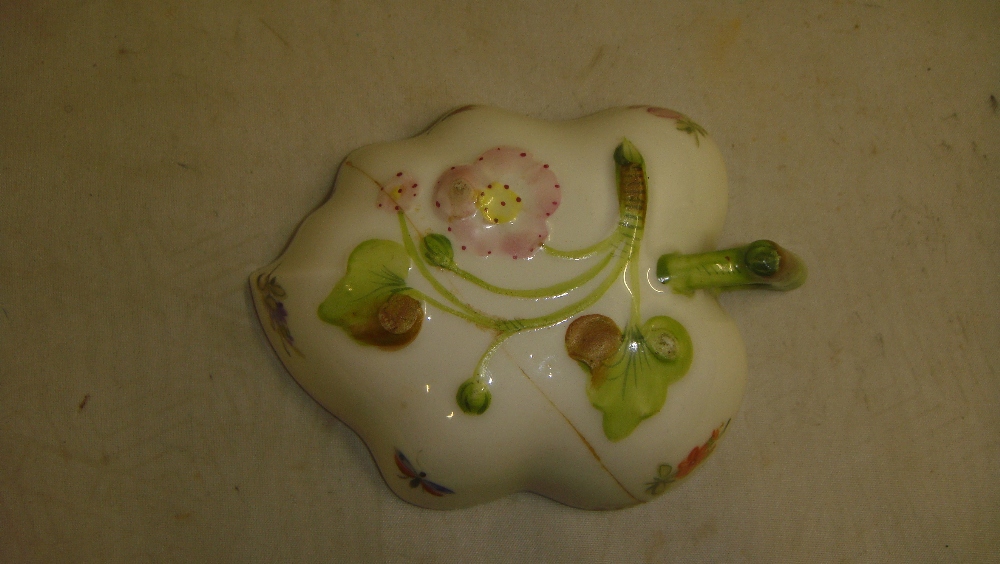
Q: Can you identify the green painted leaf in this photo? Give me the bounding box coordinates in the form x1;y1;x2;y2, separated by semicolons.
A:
317;239;422;348
586;316;693;441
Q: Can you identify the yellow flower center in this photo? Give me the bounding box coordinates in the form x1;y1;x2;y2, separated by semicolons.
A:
476;182;522;224
386;182;407;203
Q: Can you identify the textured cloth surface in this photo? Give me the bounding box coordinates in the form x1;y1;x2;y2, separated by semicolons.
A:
1;1;998;562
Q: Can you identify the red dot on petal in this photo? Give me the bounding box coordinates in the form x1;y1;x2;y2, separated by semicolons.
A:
448;227;452;231
378;203;382;207
546;212;550;216
396;172;403;177
552;201;557;205
520;152;526;157
487;251;492;254
494;218;499;223
543;164;549;168
435;201;441;207
500;201;506;206
504;184;509;189
395;206;400;211
397;188;403;193
450;166;456;170
478;157;484;161
512;255;517;259
538;234;543;238
555;184;560;188
412;183;418;188
462;246;466;250
516;197;522;202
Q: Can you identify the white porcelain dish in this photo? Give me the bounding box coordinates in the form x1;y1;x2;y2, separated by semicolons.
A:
251;106;804;509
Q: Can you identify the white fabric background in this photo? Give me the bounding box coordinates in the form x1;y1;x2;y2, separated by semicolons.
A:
2;1;997;562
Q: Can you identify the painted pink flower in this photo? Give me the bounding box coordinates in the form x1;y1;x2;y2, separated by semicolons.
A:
376;171;421;212
433;147;561;259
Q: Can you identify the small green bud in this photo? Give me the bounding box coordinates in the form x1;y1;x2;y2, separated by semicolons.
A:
422;233;455;269
456;378;491;415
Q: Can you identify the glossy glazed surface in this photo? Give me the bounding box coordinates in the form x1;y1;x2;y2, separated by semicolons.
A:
251;106;746;509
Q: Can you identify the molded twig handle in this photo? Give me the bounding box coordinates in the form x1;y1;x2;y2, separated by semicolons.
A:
656;240;807;294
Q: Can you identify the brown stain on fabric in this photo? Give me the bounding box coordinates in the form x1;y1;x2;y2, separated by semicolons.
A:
700;18;743;77
714;18;742;60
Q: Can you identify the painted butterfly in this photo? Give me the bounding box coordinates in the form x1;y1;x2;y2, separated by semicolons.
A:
394;449;455;496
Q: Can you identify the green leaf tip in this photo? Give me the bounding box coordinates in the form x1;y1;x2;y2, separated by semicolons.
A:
614;138;645;167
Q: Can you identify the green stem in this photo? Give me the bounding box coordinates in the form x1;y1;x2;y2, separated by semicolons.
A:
656;240;807;294
455;330;515;414
475;331;516;381
398;212;492;321
627;247;642;321
404;289;497;328
453;139;649;418
542;236;614;259
405;202;630;334
496;138;648;333
447;248;616;299
499;233;636;333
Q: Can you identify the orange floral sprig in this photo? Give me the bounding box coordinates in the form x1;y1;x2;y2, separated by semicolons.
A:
645;420;730;496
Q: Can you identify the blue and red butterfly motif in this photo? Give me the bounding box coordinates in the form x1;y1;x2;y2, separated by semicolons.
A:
394;449;455;497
